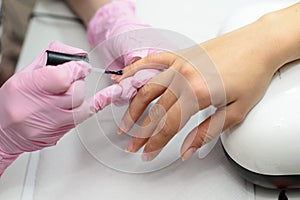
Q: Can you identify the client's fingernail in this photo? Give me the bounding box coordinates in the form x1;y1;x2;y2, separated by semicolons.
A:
117;128;124;135
111;74;117;81
142;151;158;162
118;120;127;135
182;147;197;161
142;153;152;162
125;140;134;153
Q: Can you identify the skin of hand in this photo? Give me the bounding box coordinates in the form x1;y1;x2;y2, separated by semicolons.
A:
116;3;300;161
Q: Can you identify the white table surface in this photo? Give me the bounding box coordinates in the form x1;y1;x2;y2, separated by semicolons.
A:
0;0;299;199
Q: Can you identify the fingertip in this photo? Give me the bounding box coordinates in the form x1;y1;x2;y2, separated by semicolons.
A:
117;121;129;134
79;61;92;76
180;126;198;155
69;61;92;80
117;108;136;135
117;123;128;135
142;148;161;162
117;128;123;135
142;153;152;162
92;84;123;112
125;139;136;153
181;147;197;161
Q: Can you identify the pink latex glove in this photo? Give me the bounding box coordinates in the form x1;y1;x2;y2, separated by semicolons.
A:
87;0;168;107
0;41;124;176
87;0;155;66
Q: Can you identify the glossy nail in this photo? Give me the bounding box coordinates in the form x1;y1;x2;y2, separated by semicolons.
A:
111;74;117;81
125;140;134;152
117;128;125;135
117;120;128;135
182;147;197;161
142;153;153;162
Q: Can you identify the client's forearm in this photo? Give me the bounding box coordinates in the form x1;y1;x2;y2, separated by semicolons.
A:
270;2;300;65
201;2;300;76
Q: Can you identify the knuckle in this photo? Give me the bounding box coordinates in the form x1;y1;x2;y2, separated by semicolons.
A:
146;124;173;152
149;104;166;120
129;62;138;71
136;83;153;103
191;81;206;94
159;127;171;140
146;138;159;152
196;126;209;142
148;130;169;151
184;83;209;107
145;52;159;62
192;84;207;99
155;119;173;139
178;63;193;77
177;64;210;105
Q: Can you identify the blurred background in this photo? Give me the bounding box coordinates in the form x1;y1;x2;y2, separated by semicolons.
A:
0;0;36;86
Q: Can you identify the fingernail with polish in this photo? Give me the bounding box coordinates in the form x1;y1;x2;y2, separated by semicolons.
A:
117;120;128;135
142;153;152;162
182;147;197;161
125;140;134;153
111;74;117;81
113;75;122;83
117;128;124;135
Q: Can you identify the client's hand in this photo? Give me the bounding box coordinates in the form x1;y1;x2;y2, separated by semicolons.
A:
116;11;298;161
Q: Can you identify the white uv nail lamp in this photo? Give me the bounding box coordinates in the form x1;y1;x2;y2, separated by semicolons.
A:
221;60;300;189
219;1;300;189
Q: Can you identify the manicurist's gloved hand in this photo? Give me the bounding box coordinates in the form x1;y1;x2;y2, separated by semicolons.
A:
86;0;166;107
87;0;156;66
0;41;123;176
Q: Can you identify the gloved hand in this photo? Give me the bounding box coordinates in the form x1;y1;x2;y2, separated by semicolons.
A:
87;0;170;110
0;41;125;176
87;0;156;67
